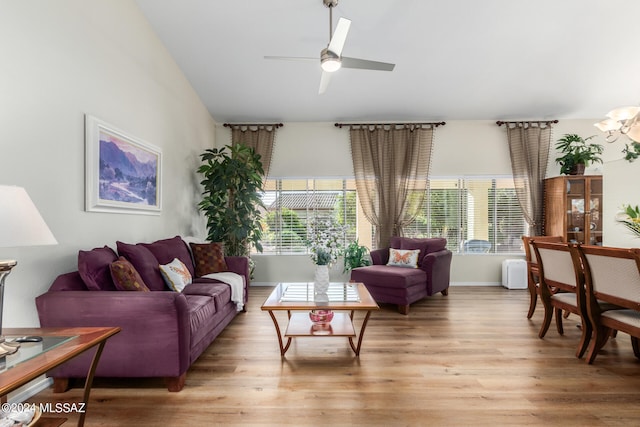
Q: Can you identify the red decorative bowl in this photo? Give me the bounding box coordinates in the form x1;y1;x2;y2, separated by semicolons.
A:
309;309;334;325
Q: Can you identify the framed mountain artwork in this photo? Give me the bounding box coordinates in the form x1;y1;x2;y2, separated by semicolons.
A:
85;115;162;214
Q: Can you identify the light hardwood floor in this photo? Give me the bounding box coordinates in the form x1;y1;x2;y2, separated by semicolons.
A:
29;286;640;426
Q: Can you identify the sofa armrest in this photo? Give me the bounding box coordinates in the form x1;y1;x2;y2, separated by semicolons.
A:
370;248;389;265
35;290;191;376
225;256;249;280
420;249;452;295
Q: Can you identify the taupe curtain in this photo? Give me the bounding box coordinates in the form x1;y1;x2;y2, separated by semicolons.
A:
349;124;435;249
502;121;554;236
228;124;281;178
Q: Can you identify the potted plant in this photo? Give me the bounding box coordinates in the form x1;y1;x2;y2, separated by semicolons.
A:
555;134;603;175
197;143;264;256
342;239;371;274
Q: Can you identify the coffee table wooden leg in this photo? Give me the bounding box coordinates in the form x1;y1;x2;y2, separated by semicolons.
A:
268;310;292;356
77;340;107;427
349;310;373;356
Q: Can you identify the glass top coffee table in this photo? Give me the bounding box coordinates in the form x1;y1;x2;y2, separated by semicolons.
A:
261;282;379;357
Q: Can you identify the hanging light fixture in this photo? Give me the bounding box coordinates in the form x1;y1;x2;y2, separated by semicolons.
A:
594;106;640;143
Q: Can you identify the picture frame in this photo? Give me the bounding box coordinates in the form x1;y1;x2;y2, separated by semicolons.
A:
85;115;162;214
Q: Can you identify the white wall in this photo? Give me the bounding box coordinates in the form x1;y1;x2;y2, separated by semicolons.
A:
216;119;632;285
0;0;215;327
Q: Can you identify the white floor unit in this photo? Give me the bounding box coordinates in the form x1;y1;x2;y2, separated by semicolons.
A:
501;259;527;289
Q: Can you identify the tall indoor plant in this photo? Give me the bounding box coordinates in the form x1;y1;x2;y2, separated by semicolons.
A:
554;134;603;175
197;143;264;256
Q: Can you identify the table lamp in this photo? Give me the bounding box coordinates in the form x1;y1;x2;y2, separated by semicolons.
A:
0;185;57;354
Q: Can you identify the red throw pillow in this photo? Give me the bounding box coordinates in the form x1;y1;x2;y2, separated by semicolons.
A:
189;242;228;277
110;257;150;291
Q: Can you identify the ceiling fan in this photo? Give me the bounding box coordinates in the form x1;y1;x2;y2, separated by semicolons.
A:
265;0;395;94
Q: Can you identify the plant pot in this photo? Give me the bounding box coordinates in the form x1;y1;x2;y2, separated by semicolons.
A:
569;163;585;175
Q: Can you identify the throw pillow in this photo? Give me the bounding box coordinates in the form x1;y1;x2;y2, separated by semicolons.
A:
387;248;420;268
116;241;166;291
78;246;118;291
141;236;195;278
110;257;150;291
159;258;193;292
189;242;228;277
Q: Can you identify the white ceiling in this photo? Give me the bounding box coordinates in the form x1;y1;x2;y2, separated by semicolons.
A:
134;0;640;123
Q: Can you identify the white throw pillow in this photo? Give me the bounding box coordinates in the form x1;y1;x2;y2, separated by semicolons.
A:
387;248;420;268
160;258;193;292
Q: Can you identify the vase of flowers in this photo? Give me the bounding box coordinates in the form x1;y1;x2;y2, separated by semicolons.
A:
616;204;640;238
306;219;347;300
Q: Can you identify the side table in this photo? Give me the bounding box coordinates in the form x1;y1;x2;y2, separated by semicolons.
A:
0;326;120;427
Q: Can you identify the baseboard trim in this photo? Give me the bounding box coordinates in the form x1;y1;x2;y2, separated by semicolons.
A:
451;282;501;287
250;282;502;287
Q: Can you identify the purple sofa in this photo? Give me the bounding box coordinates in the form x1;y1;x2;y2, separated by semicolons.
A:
350;237;452;314
35;236;249;392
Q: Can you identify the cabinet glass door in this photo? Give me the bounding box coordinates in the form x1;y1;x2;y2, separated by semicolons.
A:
588;178;603;245
566;178;586;243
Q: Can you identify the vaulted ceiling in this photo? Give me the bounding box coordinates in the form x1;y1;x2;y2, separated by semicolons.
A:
134;0;640;123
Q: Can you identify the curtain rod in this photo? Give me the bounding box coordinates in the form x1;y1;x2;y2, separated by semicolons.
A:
223;123;283;128
335;122;446;128
496;120;558;126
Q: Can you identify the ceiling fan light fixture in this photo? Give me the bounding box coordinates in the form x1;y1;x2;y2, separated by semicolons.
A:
321;48;341;72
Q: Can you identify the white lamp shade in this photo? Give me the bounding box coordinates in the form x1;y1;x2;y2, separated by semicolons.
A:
594;119;622;132
606;106;640;122
626;125;640;143
0;186;57;248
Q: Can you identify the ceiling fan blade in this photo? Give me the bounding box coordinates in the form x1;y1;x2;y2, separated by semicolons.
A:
319;71;332;94
264;56;317;62
341;56;395;71
327;17;351;56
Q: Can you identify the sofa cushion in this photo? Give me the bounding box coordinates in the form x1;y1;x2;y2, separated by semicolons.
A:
110;257;150;292
116;241;166;291
189;242;228;277
160;258;193;292
184;294;218;347
142;236;195;277
351;265;426;289
78;246;118;291
387;248;420;268
185;279;233;310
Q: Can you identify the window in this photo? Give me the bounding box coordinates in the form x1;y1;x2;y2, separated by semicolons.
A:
259;177;525;255
259;179;362;254
404;177;526;253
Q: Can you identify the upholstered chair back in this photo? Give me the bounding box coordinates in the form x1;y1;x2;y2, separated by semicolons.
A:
582;248;640;306
389;237;447;265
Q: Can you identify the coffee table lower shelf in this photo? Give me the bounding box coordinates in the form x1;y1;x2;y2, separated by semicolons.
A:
285;312;355;337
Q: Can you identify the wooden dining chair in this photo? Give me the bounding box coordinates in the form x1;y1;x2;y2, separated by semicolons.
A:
532;241;591;358
573;244;640;364
522;236;564;319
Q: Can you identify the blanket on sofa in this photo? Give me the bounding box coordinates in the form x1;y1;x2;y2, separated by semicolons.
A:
202;272;244;311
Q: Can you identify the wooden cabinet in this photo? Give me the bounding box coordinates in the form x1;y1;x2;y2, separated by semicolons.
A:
543;175;603;245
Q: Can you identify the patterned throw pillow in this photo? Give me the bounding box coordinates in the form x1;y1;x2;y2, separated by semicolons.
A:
387;248;420;268
160;258;193;292
189;242;228;277
110;257;150;291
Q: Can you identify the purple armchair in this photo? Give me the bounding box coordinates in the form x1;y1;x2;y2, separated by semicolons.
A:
350;237;452;314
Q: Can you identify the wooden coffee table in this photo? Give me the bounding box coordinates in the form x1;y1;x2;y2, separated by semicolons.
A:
261;282;379;357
